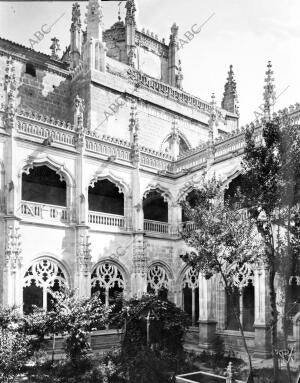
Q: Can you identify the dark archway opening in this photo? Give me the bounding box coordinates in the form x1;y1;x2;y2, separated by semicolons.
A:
224;174;248;209
287;278;300;335
143;190;168;222
25;62;36;77
182;189;199;222
88;179;124;215
22;165;66;206
243;281;255;332
226;287;240;331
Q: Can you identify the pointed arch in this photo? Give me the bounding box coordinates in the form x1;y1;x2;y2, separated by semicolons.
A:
143;183;173;203
89;170;130;196
22;255;70;313
19;154;75;188
147;261;174;295
91;259;128;306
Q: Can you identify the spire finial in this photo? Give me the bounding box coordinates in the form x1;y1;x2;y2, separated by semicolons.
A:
50;37;61;59
71;2;81;31
221;64;239;115
86;0;103;41
125;0;136;26
263;60;276;120
170;23;179;44
118;1;122;21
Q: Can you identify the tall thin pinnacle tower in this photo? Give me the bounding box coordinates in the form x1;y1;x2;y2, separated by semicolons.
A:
263;60;276;120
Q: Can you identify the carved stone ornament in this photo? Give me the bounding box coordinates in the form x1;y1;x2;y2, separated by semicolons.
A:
5;226;22;271
4;57;17;128
133;236;147;275
77;234;92;276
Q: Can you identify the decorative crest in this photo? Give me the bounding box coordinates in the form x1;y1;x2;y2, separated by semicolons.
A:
73;95;85;148
176;59;183;89
50;37;61;59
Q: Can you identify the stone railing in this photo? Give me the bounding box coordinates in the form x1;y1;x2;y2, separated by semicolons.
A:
85;134;132;163
144;219;171;235
88;211;126;228
17;119;76;147
125;68;218;116
20;201;68;222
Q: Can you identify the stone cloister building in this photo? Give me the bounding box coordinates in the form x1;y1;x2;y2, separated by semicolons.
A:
1;0;300;358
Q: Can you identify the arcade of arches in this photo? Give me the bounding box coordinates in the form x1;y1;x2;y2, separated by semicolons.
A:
18;167;300;353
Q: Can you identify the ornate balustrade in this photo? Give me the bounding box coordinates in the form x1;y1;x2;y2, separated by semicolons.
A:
20;201;68;222
17;119;76;147
144;219;171;235
85;134;132;162
140;147;173;172
88;211;126;228
175;148;208;172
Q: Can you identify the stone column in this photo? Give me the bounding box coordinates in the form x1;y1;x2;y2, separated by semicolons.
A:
73;95;92;299
74;95;88;225
131;233;147;297
2;57;23;309
169;202;181;236
129;102;147;297
75;226;92;299
198;274;217;349
253;265;272;358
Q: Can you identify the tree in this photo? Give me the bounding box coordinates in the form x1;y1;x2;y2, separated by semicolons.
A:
241;112;300;382
51;289;110;366
0;307;33;383
109;292;189;383
180;178;263;381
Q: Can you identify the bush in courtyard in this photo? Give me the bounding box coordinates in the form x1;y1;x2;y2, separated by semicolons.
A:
0;326;32;383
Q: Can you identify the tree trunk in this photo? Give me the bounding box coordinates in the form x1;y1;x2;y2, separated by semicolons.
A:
232;302;254;380
269;263;279;382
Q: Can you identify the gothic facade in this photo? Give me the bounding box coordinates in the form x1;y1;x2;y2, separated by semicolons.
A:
1;0;300;359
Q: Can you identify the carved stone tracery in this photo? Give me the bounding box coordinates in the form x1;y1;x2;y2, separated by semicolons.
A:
181;267;199;290
147;264;170;293
23;259;67;293
91;263;125;290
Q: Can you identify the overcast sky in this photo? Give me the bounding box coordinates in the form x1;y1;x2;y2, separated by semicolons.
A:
0;0;299;125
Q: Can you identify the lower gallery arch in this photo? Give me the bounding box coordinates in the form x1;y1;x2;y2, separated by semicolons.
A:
181;267;199;326
147;263;172;299
23;258;68;314
91;261;126;307
225;279;255;332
